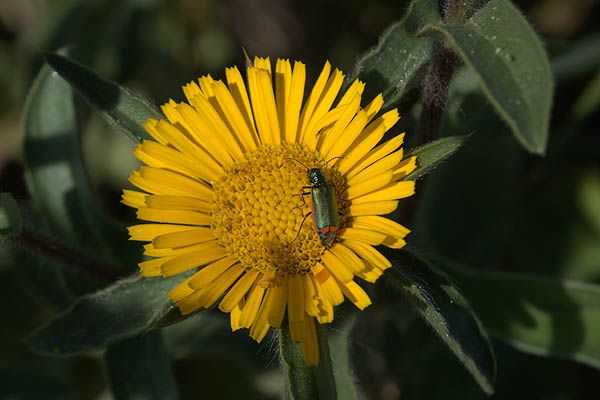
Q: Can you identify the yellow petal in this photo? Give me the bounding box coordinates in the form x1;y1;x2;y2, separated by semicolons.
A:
143;119;168;144
240;274;269;328
287;274;305;323
351;215;411;238
302;67;345;150
210;80;258;152
343;240;391;270
168;278;195;302
297;61;331;144
319;273;344;306
346;133;405;179
347;200;398;216
230;300;244;331
127;223;196;241
320;251;354;283
309;274;334;323
337;121;386;175
345;170;393;200
249;291;272;342
226;66;259;145
152;227;215;249
339;280;372;310
188;256;238;290
154;120;223;182
382;237;407;249
175;102;235;166
392;156;417;180
121;190;147;208
143;240;218;257
195;263;245;308
319;93;361;157
138;255;176;277
136;207;212;226
347;150;403;186
363;94;384;123
267;278;288;327
356;265;383;283
290;319;304;342
138;166;213;199
338;227;386;245
301;316;319;366
284;61;306;143
350;181;415;204
144;195;212;212
160;243;227;277
219;269;260;312
324;110;368;162
135;140;209;182
328;243;367;274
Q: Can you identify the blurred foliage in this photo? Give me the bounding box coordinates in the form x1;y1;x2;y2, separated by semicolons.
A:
1;0;600;399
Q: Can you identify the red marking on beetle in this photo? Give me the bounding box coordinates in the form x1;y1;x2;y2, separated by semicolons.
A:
319;226;337;233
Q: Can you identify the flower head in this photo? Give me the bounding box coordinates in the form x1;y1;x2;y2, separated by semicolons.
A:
122;57;416;365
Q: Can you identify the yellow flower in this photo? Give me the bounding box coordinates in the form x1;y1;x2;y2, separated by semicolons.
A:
122;57;417;366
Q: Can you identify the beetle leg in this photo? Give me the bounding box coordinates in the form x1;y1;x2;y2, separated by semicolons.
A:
284;212;311;247
292;191;311;207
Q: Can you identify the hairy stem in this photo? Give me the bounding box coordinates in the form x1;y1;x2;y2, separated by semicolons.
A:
418;42;458;143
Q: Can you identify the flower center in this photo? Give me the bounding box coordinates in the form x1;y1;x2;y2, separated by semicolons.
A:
211;143;346;277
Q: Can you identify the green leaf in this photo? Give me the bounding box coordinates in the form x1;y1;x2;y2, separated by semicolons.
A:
420;0;553;154
440;258;600;369
279;321;337;400
105;331;179;400
404;134;468;180
41;51;159;144
23;56;136;269
0;193;22;237
27;271;193;356
353;0;439;108
383;248;496;395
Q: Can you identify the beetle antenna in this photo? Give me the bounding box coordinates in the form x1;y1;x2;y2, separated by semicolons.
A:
284;157;310;170
321;156;344;168
284;212;311;248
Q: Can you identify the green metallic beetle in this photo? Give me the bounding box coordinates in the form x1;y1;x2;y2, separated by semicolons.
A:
287;157;343;248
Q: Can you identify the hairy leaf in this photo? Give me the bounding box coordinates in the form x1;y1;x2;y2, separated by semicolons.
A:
42;51;159;144
383;248;496;395
404;135;469;180
27;271;193;356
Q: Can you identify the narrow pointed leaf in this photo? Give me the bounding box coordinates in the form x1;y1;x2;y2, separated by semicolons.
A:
105;331;179;400
42;51;159;143
279;321;337;400
404;135;468;180
418;0;553;154
440;258;600;370
353;0;439;108
23;57;135;269
27;271;194;356
383;248;496;395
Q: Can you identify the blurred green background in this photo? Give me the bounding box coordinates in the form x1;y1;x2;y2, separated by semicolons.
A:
1;0;600;399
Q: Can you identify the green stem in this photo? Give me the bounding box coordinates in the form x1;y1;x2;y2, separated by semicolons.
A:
279;320;337;400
